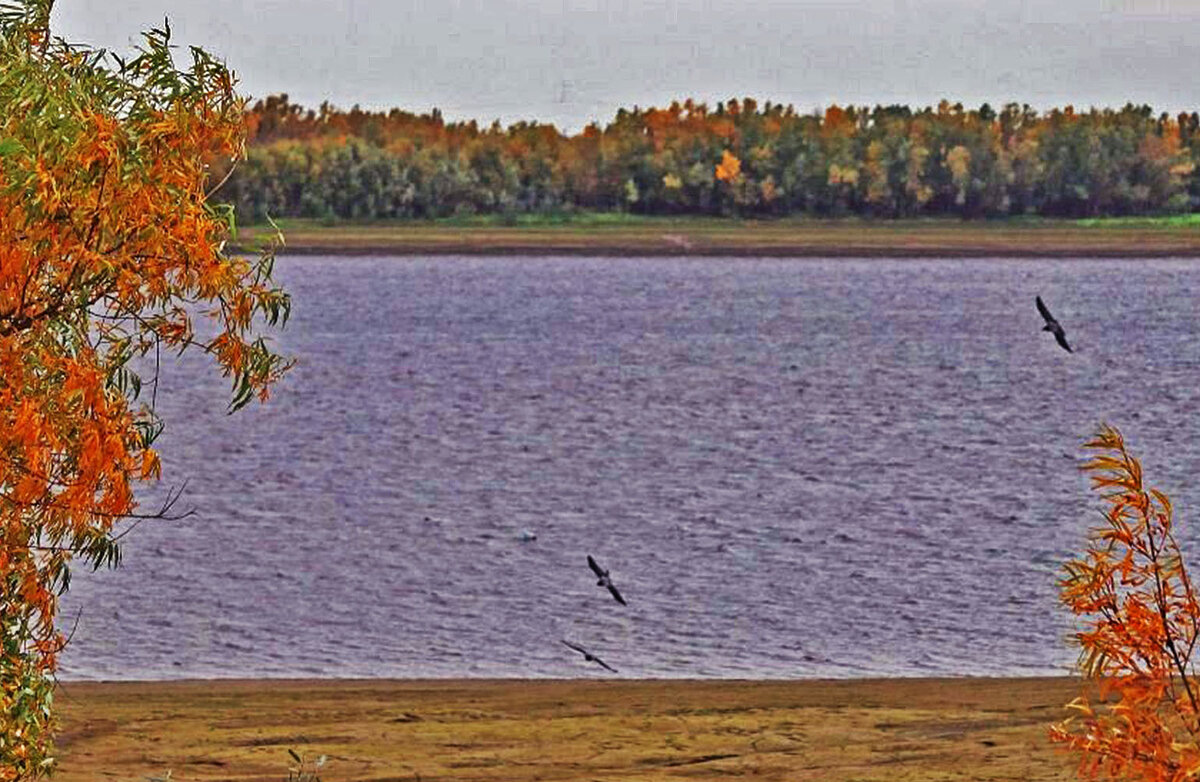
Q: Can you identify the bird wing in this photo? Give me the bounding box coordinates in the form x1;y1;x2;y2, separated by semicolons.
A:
595;656;618;673
607;582;627;606
1054;329;1073;353
1036;295;1055;324
561;639;586;655
587;555;605;577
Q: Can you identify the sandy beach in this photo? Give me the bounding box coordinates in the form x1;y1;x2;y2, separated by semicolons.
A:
55;677;1082;781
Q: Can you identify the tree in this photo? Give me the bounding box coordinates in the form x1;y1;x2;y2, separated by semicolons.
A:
0;1;290;775
223;94;1200;221
1054;425;1200;782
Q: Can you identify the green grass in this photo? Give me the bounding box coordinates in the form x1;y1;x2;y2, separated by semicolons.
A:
1074;213;1200;228
260;211;1200;232
432;210;656;227
263;212;740;231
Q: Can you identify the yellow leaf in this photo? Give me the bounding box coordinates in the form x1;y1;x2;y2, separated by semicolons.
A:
714;150;741;182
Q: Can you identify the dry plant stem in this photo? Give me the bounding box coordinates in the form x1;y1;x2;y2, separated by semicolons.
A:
1147;513;1200;731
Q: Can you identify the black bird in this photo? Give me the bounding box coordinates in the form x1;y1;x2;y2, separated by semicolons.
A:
587;554;627;606
561;639;618;673
1036;295;1073;353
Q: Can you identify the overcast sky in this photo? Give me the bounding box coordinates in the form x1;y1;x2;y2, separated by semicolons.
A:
51;0;1200;132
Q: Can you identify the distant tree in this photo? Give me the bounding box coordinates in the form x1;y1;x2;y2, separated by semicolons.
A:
714;150;741;182
0;0;290;774
223;94;1200;221
1054;425;1200;781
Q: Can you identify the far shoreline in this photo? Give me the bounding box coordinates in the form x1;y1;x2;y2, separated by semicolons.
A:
230;215;1200;259
266;243;1200;258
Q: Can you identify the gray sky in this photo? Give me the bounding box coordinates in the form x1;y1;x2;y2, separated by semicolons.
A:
52;0;1200;132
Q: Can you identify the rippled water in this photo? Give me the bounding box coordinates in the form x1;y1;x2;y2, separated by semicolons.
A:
58;255;1200;680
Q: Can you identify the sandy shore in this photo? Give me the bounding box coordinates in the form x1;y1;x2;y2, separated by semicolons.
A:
54;676;1082;781
230;218;1200;258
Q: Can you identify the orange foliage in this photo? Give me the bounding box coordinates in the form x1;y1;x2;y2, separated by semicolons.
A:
0;2;289;775
823;104;850;131
1053;425;1200;782
714;150;742;182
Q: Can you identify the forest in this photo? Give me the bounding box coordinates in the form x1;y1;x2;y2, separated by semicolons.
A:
219;95;1200;222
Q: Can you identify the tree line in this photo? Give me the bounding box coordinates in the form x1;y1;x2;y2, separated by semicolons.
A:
220;95;1200;222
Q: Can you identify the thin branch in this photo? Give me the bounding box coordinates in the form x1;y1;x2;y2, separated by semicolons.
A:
203;157;238;200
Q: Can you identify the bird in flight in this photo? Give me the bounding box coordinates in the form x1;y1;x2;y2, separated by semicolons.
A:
587;554;627;606
1036;296;1073;353
561;639;618;673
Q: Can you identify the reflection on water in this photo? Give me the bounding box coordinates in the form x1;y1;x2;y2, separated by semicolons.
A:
59;255;1200;679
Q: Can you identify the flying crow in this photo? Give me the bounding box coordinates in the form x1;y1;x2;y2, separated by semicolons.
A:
587;554;627;606
561;639;618;673
1036;295;1073;353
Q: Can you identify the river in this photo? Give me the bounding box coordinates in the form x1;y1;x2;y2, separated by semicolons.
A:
58;254;1200;679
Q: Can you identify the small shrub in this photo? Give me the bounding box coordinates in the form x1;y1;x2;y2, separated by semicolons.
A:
1054;424;1200;781
286;749;327;782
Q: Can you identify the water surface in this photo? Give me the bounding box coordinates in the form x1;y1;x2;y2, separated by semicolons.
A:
59;255;1200;679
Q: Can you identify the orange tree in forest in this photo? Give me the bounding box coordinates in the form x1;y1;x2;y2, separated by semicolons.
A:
0;0;289;776
1054;425;1200;781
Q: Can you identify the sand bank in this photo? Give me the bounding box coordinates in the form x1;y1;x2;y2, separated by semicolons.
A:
55;676;1081;781
229;218;1200;258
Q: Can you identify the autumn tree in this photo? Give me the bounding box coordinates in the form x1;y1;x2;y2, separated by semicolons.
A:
0;0;289;775
224;95;1200;221
1054;425;1200;781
